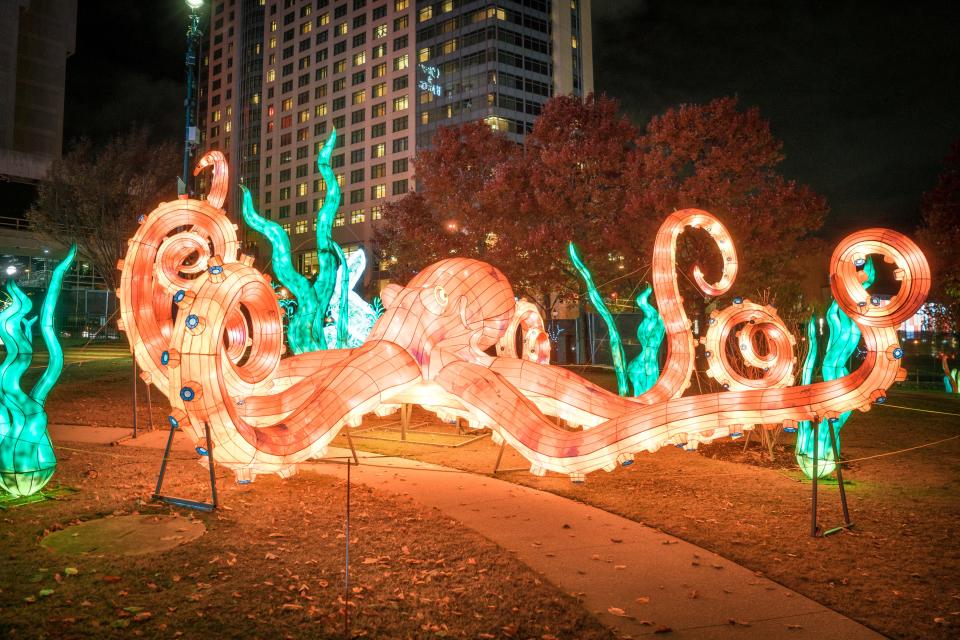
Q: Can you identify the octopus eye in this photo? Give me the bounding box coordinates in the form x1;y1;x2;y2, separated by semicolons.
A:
434;285;448;309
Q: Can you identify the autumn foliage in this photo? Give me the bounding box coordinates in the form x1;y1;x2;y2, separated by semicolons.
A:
376;94;828;313
917;141;960;321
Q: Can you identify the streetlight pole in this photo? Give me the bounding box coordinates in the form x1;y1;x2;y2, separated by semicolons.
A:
181;0;204;196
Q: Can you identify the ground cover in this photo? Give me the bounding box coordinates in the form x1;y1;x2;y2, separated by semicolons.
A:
24;346;960;638
0;442;612;639
334;383;960;640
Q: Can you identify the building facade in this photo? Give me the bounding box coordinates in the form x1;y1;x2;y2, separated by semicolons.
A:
202;0;592;290
0;0;77;184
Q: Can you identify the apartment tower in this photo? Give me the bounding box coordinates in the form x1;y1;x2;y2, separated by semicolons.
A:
202;0;592;288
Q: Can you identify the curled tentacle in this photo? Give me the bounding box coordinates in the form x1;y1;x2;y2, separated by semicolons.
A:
167;260;421;480
702;299;795;391
495;300;550;364
193;150;229;210
118;197;239;397
643;209;738;403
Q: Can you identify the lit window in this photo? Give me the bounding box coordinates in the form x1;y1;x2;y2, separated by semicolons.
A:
282;98;293;111
297;182;308;196
300;21;312;34
270;36;277;49
418;6;432;21
318;12;330;26
372;62;387;78
442;0;453;11
353;51;366;66
352;90;366;105
372;82;386;98
335;22;348;36
315;103;327;116
395;0;409;11
334;60;346;73
295;219;308;234
212;109;221;122
374;24;387;38
394;54;409;70
224;121;232;132
270;20;277;32
371;102;386;117
392;96;408;111
267;69;276;82
371;143;385;158
371;184;386;199
418;47;430;63
442;38;457;55
351;208;366;224
572;36;578;49
371;204;383;220
334;212;345;227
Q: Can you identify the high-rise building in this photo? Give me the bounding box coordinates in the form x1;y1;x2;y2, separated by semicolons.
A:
202;0;592;290
0;0;77;184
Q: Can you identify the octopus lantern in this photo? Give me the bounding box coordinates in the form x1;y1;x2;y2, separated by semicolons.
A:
118;153;930;484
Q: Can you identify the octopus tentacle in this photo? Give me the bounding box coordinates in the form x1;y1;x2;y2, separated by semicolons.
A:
495;300;550;364
701;299;795;391
167;260;422;479
118;198;240;398
432;228;926;478
192;150;229;210
641;209;738;404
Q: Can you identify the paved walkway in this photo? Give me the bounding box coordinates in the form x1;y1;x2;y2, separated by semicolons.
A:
304;449;881;640
55;428;882;639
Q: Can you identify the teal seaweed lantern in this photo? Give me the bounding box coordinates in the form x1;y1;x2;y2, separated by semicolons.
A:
568;243;629;396
0;244;76;497
795;257;875;478
626;284;665;396
240;129;358;353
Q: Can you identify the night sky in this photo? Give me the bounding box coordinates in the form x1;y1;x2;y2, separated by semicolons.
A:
58;0;960;235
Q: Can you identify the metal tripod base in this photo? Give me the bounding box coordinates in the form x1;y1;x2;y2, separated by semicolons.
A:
152;421;218;512
810;419;853;537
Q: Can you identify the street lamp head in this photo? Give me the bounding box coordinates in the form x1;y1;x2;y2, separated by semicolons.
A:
186;0;204;11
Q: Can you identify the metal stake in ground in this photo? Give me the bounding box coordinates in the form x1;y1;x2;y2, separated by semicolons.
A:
344;458;351;638
810;418;819;537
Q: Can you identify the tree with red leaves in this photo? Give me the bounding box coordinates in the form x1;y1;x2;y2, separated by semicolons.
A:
375;121;521;285
917;141;960;322
624;97;827;315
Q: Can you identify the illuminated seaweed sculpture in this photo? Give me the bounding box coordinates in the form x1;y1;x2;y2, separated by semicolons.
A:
627;285;665;396
120;152;930;485
795;258;876;478
239;130;350;353
0;245;76;497
942;353;959;393
568;243;628;396
324;248;378;349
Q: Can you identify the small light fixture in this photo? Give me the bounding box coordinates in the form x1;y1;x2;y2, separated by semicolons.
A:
5;265;16;276
186;0;204;10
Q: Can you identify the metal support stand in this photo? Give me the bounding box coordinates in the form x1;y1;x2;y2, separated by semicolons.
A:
400;403;411;441
344;459;352;638
810;420;819;537
145;382;155;433
344;431;359;465
810;418;854;537
492;439;506;474
132;360;139;439
152;421;219;512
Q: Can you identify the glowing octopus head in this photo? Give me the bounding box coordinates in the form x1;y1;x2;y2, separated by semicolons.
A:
371;258;516;364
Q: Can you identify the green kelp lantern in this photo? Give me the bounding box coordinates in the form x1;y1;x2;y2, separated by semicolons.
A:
0;245;76;497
